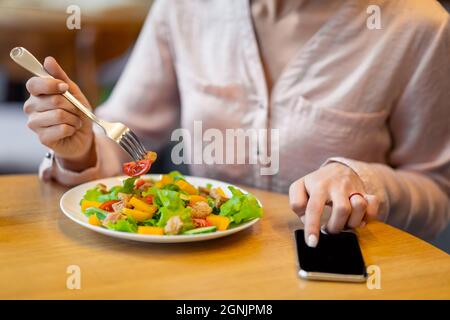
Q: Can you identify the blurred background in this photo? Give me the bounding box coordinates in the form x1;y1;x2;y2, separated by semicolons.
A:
0;0;449;252
0;0;153;173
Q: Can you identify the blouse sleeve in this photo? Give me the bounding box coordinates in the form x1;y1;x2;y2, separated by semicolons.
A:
325;13;450;239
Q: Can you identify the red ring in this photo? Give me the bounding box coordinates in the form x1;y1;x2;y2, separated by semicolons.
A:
349;192;365;199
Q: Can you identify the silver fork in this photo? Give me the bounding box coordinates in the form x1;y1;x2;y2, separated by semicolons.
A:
10;47;147;162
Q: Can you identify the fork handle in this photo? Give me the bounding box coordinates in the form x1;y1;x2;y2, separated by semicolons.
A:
10;47;101;126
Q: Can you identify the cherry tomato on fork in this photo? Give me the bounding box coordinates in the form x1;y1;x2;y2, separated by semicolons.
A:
123;160;152;177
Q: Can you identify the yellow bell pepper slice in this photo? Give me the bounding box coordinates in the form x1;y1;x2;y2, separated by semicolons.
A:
175;180;198;195
138;226;164;235
154;181;163;189
122;207;154;222
180;193;191;201
81;199;101;213
160;174;174;186
129;197;157;214
189;195;208;206
88;214;102;226
154;174;174;189
206;215;230;231
214;187;227;198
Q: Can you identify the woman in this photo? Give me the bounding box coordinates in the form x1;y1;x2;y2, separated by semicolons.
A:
23;0;450;247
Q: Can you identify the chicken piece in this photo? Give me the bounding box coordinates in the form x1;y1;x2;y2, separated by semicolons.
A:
190;201;212;219
111;200;125;213
164;215;183;235
198;186;211;197
118;192;131;208
193;218;211;228
102;212;123;227
136;182;153;192
210;188;228;208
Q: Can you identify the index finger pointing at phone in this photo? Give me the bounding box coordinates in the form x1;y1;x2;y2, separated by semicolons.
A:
304;191;327;248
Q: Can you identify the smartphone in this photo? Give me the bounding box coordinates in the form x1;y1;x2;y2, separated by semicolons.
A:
294;229;367;282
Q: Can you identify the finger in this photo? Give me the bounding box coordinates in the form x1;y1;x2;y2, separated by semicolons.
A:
26;77;69;96
35;124;77;147
43;56;72;83
326;191;352;234
347;194;367;229
23;95;81;116
364;194;380;220
27;109;82;131
304;191;327;248
289;178;308;217
23;96;35;114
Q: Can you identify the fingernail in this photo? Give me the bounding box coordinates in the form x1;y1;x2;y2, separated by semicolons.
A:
300;216;305;224
307;234;318;248
359;221;366;228
77;120;83;129
58;83;69;92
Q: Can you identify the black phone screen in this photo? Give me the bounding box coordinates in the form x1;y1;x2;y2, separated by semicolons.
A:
295;229;366;276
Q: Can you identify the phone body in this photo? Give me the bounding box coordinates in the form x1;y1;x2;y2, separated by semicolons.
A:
294;229;367;283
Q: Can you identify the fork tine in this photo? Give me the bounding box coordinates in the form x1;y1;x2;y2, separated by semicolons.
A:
119;139;140;161
127;131;147;157
122;133;146;160
119;139;137;161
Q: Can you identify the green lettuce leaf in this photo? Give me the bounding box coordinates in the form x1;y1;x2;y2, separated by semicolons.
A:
145;188;193;230
83;187;103;202
120;177;137;194
143;211;161;226
162;184;181;192
82;178;137;203
232;193;263;224
84;207;109;220
97;186;121;202
168;171;185;181
220;186;263;224
157;206;193;229
106;217;137;233
155;189;184;210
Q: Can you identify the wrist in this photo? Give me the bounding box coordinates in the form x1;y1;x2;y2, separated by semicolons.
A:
56;135;97;172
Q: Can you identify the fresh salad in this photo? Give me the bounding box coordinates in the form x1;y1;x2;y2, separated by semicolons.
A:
80;152;263;236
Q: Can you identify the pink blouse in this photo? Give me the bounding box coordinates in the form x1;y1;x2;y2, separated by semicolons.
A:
40;0;450;239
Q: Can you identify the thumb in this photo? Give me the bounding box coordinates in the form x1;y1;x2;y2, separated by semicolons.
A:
43;56;72;84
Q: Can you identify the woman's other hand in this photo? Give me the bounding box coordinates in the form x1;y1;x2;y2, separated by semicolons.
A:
289;162;380;247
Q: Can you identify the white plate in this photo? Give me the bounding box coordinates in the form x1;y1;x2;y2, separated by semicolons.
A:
60;174;261;243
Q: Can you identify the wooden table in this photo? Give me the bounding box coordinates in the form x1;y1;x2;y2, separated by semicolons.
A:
0;175;449;299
